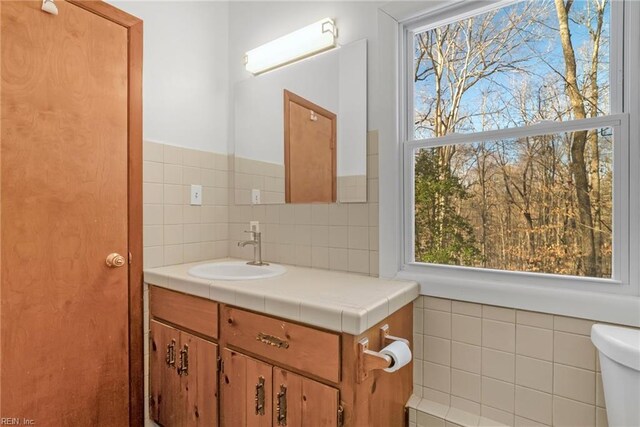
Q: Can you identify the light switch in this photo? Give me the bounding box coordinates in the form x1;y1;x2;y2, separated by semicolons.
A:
251;189;261;204
190;184;202;206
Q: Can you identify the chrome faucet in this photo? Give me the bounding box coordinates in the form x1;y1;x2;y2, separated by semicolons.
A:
237;230;268;266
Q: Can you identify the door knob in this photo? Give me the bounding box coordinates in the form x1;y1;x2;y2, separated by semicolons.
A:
106;253;126;268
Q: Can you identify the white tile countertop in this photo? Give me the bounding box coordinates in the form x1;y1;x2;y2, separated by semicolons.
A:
144;258;419;335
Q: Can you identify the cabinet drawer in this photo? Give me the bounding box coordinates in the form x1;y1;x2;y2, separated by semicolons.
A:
150;286;218;339
221;306;340;383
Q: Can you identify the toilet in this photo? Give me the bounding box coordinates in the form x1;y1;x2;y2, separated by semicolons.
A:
591;324;640;427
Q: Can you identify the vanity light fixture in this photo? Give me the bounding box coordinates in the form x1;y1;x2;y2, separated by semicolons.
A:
244;18;337;75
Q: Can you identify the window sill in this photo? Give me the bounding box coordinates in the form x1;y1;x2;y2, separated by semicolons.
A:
395;267;640;327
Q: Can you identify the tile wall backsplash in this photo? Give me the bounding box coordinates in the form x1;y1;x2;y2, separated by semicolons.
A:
143;141;230;268
408;296;624;427
228;130;380;276
143;132;379;276
337;174;367;202
234;156;286;204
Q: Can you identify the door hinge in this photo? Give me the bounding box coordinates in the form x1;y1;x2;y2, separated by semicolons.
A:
337;405;345;427
217;357;223;373
128;252;132;264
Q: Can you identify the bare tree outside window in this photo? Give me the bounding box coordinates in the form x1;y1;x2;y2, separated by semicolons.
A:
413;0;612;278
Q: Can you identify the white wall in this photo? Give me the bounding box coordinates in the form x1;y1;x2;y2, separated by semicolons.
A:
228;1;383;159
234;40;367;177
234;49;340;165
109;1;229;153
338;40;368;176
108;1;382;156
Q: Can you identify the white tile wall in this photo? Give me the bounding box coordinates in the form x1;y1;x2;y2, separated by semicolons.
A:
408;296;631;427
233;156;286;204
143;141;230;269
228;131;380;276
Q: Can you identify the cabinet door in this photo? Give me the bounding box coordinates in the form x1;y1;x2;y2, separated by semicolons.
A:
273;368;339;427
180;331;219;426
150;320;184;426
220;348;273;427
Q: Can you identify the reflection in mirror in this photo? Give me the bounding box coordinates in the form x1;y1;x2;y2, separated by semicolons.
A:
233;39;367;204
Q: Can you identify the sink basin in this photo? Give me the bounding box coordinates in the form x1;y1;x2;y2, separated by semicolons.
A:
187;261;286;281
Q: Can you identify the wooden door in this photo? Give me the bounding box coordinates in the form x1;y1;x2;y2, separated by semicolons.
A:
180;331;219;427
0;1;143;424
150;321;184;427
221;348;273;427
273;368;339;427
284;90;336;203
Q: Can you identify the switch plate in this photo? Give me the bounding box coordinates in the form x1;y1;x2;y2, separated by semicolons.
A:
190;184;202;205
251;189;261;204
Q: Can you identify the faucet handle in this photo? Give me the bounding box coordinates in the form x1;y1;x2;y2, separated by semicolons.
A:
244;230;259;237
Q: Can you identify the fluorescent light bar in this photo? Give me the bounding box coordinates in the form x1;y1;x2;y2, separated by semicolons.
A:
245;18;337;75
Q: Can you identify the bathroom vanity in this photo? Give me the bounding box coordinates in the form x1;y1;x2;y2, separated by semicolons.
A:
145;260;418;426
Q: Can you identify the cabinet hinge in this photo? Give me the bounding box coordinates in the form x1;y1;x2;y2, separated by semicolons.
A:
337;405;344;427
217;357;223;373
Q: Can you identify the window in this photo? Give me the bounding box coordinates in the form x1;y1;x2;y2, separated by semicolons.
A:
403;0;631;286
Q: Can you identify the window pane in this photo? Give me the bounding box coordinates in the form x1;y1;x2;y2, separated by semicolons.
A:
413;0;611;139
413;127;613;278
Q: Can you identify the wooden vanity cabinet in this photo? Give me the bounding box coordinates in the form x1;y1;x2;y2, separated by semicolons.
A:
150;320;183;427
148;285;413;427
272;367;340;427
219;304;412;427
220;348;273;427
220;348;339;427
182;332;219;426
149;287;220;427
150;320;219;427
221;305;340;383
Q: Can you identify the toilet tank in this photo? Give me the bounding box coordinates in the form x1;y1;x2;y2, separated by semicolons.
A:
591;324;640;427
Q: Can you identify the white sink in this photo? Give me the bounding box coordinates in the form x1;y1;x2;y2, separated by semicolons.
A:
187;261;286;281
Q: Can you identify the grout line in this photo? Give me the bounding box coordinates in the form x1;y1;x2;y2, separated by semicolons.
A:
514;383;552;396
550;392;598;407
513;310;517;414
480;308;485;415
552;360;597;371
551;323;555;426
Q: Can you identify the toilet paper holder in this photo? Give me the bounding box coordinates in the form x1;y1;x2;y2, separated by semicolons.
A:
357;324;410;383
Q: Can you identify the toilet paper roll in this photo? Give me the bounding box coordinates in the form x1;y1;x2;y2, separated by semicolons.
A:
379;340;412;373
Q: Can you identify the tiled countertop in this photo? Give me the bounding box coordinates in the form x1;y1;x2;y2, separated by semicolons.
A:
144;258;419;335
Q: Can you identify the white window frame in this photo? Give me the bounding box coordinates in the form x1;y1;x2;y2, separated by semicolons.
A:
378;0;640;326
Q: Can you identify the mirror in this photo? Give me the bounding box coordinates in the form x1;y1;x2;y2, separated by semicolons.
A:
233;39;367;204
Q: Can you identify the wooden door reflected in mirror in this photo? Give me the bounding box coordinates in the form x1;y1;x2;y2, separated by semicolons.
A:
284;90;336;203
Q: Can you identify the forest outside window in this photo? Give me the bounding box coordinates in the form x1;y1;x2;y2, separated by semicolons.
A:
404;0;630;283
